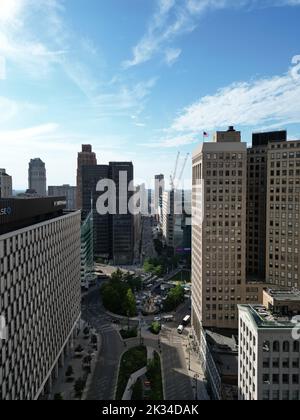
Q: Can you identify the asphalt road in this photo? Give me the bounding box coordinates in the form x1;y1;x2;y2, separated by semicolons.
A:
82;286;201;401
82;288;124;401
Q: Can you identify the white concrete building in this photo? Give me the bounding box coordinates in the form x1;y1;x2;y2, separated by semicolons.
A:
239;290;300;401
0;198;81;400
0;169;12;198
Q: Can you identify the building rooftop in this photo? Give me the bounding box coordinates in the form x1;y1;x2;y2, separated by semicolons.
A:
266;289;300;302
0;197;68;235
205;329;239;377
239;298;299;329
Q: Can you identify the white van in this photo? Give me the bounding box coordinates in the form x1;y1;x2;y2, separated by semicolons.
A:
177;325;184;334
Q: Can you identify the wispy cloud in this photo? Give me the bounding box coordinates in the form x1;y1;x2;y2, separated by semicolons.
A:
141;133;197;148
0;123;59;143
0;96;39;123
0;0;158;119
171;61;300;133
165;48;182;66
123;0;300;68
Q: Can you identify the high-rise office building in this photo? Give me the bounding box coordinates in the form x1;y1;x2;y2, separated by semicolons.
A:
0;169;12;198
28;158;47;196
247;131;287;280
192;127;248;332
48;184;77;210
81;161;134;265
155;174;165;217
76;145;97;210
81;165;110;257
265;140;300;288
162;190;175;248
109;162;134;265
239;289;300;401
0;197;81;400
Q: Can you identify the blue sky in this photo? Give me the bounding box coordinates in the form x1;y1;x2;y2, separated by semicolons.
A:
1;0;300;189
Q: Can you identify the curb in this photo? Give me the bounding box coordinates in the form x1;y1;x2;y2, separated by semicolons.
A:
82;332;103;401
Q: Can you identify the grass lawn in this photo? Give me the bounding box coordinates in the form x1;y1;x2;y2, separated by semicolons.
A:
116;346;147;400
147;352;164;400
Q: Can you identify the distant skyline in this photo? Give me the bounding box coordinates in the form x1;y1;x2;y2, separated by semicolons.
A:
1;0;300;189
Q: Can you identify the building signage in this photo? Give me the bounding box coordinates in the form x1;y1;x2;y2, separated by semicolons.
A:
53;201;67;207
0;207;12;216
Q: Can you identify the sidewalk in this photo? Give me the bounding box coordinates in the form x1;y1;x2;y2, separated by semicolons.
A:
51;323;101;400
183;331;210;400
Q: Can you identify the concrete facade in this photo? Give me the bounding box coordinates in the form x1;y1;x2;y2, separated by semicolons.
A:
0;210;81;400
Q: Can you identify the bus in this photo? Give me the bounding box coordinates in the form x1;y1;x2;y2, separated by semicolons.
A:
182;315;191;326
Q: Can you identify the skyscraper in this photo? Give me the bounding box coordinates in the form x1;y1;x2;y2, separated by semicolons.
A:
81;165;110;257
109;162;134;265
247;131;287;280
265;139;300;288
81;161;134;265
76;145;97;210
0;197;81;400
28;158;47;196
0;168;12;198
192;128;300;335
155;174;165;218
192;127;248;332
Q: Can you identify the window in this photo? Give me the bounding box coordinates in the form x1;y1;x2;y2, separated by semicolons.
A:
273;341;280;352
283;341;290;353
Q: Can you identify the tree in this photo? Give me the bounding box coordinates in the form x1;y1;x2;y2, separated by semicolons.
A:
154;265;163;277
164;284;185;312
124;289;137;318
150;322;161;335
54;393;63;400
111;268;123;283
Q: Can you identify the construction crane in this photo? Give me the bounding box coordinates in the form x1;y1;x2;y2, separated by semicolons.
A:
176;153;190;190
170;152;190;191
170;151;180;190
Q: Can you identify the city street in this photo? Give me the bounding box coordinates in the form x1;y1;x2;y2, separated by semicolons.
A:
81;285;208;401
82;287;124;401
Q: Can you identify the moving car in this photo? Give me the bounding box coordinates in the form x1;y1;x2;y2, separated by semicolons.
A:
177;325;184;334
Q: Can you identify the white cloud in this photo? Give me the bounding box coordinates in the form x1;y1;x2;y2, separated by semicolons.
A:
0;0;24;23
171;65;300;133
123;0;300;68
165;48;182;66
92;78;157;117
0;96;39;123
0;56;6;80
141;133;197;148
0;123;59;143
